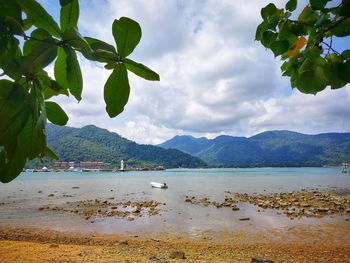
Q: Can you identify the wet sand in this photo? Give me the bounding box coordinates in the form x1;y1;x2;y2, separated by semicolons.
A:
1;220;350;262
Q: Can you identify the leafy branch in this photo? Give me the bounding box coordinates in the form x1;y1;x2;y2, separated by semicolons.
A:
0;0;160;183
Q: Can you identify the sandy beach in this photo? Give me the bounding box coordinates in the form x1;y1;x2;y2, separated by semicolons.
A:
1;221;350;262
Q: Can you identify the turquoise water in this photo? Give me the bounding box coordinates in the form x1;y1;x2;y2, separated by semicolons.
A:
0;167;349;236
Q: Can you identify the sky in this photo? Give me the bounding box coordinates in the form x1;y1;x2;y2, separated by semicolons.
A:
41;0;350;145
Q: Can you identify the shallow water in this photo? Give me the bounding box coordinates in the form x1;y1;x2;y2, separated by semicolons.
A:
0;167;349;236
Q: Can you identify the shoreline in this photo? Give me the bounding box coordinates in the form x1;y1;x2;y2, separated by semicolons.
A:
1;222;350;262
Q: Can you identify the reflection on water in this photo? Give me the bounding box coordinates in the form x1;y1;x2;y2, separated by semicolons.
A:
0;167;349;236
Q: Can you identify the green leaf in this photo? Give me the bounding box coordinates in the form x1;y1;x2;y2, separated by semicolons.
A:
0;80;30;147
85;37;116;53
0;0;21;21
310;0;328;10
95;49;119;61
23;28;51;55
21;38;57;74
44;146;59;160
285;0;297;12
17;115;46;160
45;101;68;126
124;58;159;81
255;21;268;41
0;143;27;183
341;50;350;59
261;30;277;48
63;28;93;59
112;17;142;58
66;49;83;101
104;64;130;117
297;67;328;94
270;40;289;56
60;0;79;32
298;5;319;24
261;3;277;20
17;0;62;38
54;47;69;90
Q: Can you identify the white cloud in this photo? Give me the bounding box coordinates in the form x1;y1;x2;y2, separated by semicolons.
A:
44;0;350;144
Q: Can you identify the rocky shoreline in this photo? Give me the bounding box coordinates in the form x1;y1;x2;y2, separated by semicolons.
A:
184;188;350;220
38;198;163;222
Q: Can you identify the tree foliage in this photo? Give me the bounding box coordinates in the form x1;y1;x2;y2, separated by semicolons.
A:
256;0;350;94
0;0;159;183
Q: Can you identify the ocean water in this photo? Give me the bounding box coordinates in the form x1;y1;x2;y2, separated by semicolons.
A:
0;167;349;236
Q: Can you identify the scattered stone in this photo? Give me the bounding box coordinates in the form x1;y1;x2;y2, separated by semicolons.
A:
119;240;128;245
49;244;59;248
48;194;54;197
239;217;250;221
127;217;135;221
38;191;43;193
72;186;80;189
169;251;185;259
251;257;274;263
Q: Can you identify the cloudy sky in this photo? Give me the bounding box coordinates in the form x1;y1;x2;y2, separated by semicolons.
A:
42;0;350;144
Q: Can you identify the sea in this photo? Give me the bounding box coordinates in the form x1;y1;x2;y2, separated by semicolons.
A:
0;167;349;237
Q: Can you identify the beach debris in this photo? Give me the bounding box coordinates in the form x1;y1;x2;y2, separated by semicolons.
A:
239;217;250;221
251;257;274;263
236;189;350;219
169;251;186;259
72;186;80;189
48;194;54;197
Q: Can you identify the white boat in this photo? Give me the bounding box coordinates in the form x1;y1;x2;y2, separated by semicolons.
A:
150;182;168;189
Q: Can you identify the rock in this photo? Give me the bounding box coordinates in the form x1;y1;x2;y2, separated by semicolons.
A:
232;207;240;211
72;186;80;189
127;217;135;221
49;244;59;248
251;257;274;263
38;191;43;193
239;217;250;221
48;194;54;197
119;240;128;245
169;251;185;259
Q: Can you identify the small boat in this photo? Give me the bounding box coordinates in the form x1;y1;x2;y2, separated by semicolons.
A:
150;182;168;189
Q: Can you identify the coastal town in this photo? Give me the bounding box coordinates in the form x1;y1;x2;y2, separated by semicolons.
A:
24;160;165;173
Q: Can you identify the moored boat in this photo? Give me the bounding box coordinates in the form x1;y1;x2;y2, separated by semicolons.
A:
150;182;168;189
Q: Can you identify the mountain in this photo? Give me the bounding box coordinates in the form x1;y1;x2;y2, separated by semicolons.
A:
159;131;350;167
28;124;207;169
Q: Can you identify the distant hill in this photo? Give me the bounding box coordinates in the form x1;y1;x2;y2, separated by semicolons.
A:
28;124;207;169
159;131;350;167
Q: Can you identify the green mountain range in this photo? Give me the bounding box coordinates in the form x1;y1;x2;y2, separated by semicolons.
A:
29;124;207;169
159;131;350;167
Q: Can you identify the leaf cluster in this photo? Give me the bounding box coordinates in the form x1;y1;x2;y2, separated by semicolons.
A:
256;0;350;94
0;0;159;182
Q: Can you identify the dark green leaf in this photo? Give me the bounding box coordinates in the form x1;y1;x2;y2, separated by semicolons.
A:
104;64;130;117
44;146;59;160
0;143;27;183
261;3;277;20
255;22;267;41
4;16;24;35
285;0;297;12
0;80;30;147
66;49;82;101
95;49;119;61
298;6;319;24
18;115;46;160
17;0;62;38
341;50;350;59
23;28;51;55
261;31;277;48
310;0;329;10
112;17;142;58
45;101;68;125
0;0;21;21
60;0;79;32
270;40;289;56
124;58;159;81
21;38;57;74
63;28;93;59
